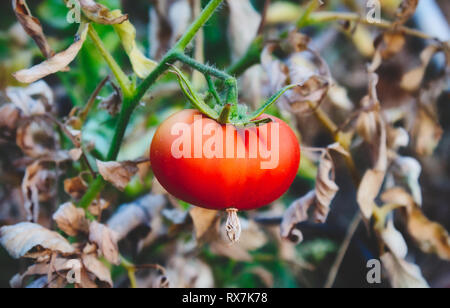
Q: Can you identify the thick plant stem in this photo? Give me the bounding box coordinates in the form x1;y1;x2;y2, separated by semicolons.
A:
78;0;224;210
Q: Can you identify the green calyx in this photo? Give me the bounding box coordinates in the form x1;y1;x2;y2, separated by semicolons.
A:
170;63;299;126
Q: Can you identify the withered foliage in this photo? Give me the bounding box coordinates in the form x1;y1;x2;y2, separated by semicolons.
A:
0;0;449;289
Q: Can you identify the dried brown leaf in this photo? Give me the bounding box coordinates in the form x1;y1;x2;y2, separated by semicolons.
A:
358;169;385;220
87;199;110;217
412;109;443;156
69;148;83;161
107;194;166;241
261;35;331;113
407;206;450;261
0;222;74;259
22;160;56;222
10;257;75;288
280;191;315;244
166;256;214;288
96;160;139;191
395;0;419;26
99;83;122;116
81;254;113;287
376;32;406;60
314;144;347;223
12;0;54;58
381;252;429;288
7;80;54;116
401;45;440;91
13;23;89;83
53;203;89;237
0;104;21;136
89;221;120;265
382;188;450;260
64;176;88;200
356;73;388;219
79;0;128;25
16;119;59;159
189;206;220;241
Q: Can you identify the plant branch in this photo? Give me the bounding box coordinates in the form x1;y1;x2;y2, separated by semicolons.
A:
308;11;435;40
88;25;133;98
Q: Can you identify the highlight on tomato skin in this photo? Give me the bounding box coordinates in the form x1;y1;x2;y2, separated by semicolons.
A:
150;109;301;212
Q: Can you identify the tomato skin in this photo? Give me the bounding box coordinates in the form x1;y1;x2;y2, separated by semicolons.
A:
150;109;300;211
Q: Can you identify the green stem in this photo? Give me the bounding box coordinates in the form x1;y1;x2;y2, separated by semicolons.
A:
78;176;105;209
88;25;133;98
174;52;238;106
296;0;320;29
250;84;299;119
206;75;222;105
174;0;224;51
226;36;263;76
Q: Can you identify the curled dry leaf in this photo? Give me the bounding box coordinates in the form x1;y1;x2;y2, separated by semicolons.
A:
12;0;54;58
16;119;59;159
10;257;75;288
64;175;88;200
68;148;83;161
374;32;406;60
356;73;388;219
314;144;348;223
166;256;214;288
96;160;139;191
6;80;54;116
0;104;21;137
52;203;89;237
280;191;315;244
262;34;331;113
390;156;422;205
87;199;110;217
381;252;429;288
13;23;89;84
149;0;191;60
79;0;128;25
281;144;347;243
412;109;443;157
89;221;120;265
99;81;122;116
379;218;408;259
110;10;157;79
401;45;441;91
107;194;166;241
407;205;450;261
0;222;75;259
22;160;56;222
189;206;220;242
81;254;113;287
382;188;450;261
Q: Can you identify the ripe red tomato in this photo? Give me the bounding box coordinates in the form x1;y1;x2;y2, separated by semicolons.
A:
150;109;300;211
